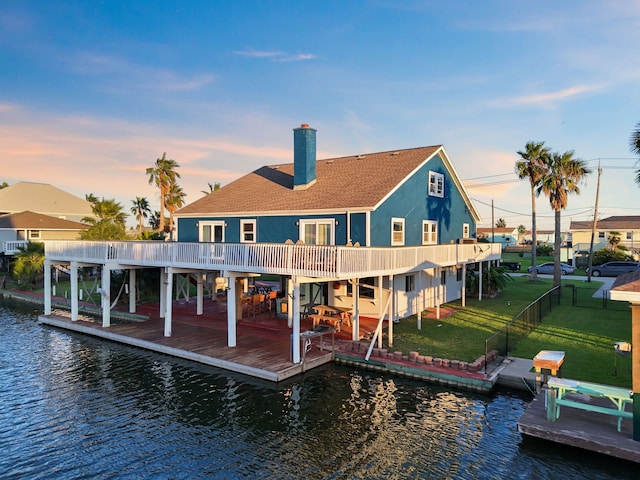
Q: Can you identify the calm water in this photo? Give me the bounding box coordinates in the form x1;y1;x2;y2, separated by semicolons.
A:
0;301;637;480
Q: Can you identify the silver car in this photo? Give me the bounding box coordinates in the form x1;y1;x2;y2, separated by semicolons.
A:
527;262;575;275
586;261;640;277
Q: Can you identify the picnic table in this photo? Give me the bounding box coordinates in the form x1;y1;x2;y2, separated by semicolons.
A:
309;305;353;332
546;376;633;432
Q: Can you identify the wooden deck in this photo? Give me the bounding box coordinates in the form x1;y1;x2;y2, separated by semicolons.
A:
37;296;379;382
518;387;640;463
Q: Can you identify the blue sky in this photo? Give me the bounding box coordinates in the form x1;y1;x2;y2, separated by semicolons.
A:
2;0;640;231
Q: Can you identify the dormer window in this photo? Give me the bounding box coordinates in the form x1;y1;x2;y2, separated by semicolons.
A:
428;171;444;198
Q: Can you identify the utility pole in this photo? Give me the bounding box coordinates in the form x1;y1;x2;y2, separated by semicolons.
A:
587;163;602;282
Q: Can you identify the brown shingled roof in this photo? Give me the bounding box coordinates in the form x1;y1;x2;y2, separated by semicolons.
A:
570;216;640;230
178;146;443;216
0;211;88;230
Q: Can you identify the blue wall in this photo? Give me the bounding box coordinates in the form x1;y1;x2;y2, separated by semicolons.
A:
370;153;475;246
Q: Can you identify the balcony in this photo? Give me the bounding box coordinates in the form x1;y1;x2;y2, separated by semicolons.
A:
43;240;502;280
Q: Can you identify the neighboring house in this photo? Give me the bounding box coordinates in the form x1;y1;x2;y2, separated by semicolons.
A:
0;181;93;223
174;124;496;320
0;211;88;255
570;216;640;255
476;227;518;250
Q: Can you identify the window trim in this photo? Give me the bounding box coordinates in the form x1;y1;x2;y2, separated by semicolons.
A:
298;218;335;245
428;170;444;198
240;219;256;243
462;223;470;239
422;220;437;245
391;217;405;246
199;221;225;242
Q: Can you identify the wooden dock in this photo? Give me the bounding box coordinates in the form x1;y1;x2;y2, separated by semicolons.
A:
37;297;345;382
518;387;640;463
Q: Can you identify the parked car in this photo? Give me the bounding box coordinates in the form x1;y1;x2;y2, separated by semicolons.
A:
499;260;521;271
586;261;640;277
527;262;575;275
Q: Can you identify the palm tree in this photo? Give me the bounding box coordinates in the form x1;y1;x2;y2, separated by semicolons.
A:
81;197;128;240
13;241;45;289
131;197;151;234
538;151;591;288
201;182;221;195
495;218;506;228
631;122;640;184
516;141;550;282
149;211;161;231
165;183;186;235
146;153;181;233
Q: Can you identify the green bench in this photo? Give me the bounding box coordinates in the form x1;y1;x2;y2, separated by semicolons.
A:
546;376;633;432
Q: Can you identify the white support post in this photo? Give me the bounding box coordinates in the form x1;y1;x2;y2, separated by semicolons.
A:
378;275;384;349
129;269;137;313
287;278;294;328
70;261;79;321
385;275;392;348
292;279;301;364
159;270;167;318
44;260;52;315
196;274;204;315
461;264;467;307
352;279;360;341
478;261;483;302
101;265;111;328
164;268;173;337
436;268;441;320
227;274;238;347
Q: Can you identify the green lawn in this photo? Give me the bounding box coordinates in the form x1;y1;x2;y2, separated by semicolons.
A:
391;275;632;388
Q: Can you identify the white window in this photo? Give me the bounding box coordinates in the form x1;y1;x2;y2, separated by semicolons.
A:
240;220;256;243
462;223;470;239
422;220;437;245
29;230;41;239
299;219;334;245
428;171;444;198
627;231;633;240
199;221;225;242
391;218;405;246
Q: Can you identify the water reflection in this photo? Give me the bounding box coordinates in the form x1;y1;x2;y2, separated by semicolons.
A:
0;301;638;479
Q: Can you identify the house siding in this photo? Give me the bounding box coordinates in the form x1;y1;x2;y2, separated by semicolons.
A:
370;153;475;246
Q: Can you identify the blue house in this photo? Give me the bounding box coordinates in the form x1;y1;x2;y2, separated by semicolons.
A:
174;124;494;326
41;124;499;367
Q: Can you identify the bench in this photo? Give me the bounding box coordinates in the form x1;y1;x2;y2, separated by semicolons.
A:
309;314;342;332
546;376;633;432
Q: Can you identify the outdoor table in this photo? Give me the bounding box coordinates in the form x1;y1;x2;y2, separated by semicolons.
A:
533;350;565;383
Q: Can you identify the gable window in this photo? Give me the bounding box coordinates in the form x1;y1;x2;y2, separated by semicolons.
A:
428;171;444;198
422;220;437;245
299;219;334;245
462;223;470;239
391;218;405;246
199;221;225;242
240;220;256;243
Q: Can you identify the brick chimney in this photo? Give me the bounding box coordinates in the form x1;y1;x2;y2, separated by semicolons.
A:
293;123;317;190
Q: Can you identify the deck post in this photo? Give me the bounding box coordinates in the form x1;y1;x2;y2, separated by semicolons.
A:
129;268;136;313
101;264;111;328
380;275;386;348
164;268;173;337
227;274;238;347
292;278;301;363
287;278;293;328
70;261;79;321
196;274;204;315
436;268;441;319
352;279;360;342
44;260;52;315
159;270;167;318
461;264;466;307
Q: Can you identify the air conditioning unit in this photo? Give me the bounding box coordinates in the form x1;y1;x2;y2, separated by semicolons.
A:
457;238;477;244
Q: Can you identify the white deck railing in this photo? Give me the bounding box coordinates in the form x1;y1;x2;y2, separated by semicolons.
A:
44;240;502;279
2;240;29;255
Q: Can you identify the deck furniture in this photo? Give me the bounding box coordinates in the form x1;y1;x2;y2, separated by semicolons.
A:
296;326;336;364
533;350;565;383
546;376;633;432
310;305;351;332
